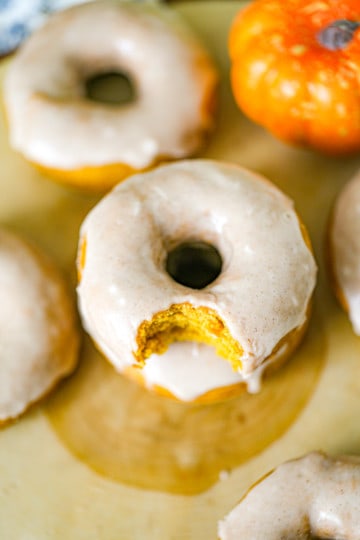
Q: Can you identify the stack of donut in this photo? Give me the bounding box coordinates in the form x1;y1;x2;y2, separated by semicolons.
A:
1;0;219;421
3;0;318;406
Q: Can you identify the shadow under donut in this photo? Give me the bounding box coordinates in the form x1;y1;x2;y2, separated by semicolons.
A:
45;300;325;495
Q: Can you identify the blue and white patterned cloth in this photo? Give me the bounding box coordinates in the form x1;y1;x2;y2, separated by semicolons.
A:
0;0;92;56
0;0;161;56
0;0;163;57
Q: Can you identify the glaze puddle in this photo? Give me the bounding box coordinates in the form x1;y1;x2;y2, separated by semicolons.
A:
45;302;325;495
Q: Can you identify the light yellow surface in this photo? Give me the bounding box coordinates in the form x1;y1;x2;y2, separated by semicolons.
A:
1;2;360;539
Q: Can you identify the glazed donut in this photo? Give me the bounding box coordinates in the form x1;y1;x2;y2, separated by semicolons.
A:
329;170;360;334
0;228;79;424
218;452;360;539
3;1;218;190
77;159;317;401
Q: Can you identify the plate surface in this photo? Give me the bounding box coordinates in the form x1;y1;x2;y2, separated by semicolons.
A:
1;2;360;539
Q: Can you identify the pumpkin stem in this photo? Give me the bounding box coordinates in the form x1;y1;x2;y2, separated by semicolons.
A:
317;19;360;50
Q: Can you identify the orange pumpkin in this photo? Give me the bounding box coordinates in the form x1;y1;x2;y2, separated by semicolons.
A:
229;0;360;155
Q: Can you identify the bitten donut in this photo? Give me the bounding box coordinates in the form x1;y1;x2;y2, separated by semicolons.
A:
218;452;360;539
329;170;360;334
0;228;79;424
77;160;317;402
3;1;218;190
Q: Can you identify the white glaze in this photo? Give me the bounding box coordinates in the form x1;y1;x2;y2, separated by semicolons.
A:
4;1;217;171
218;452;360;540
77;159;316;393
0;228;79;422
142;341;284;401
331;170;360;334
143;342;242;400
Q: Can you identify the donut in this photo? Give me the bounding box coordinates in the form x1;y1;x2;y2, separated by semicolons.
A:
218;451;360;539
328;170;360;334
3;1;218;191
77;159;317;402
0;228;79;424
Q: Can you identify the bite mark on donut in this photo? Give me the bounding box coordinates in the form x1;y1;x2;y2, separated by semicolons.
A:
134;303;243;370
134;298;313;380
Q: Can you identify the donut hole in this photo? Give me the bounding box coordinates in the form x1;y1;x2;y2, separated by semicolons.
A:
85;71;135;105
166;241;222;289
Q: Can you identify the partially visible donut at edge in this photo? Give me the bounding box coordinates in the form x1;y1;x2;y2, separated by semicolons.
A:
76;159;317;403
0;228;80;424
218;452;360;539
3;1;218;191
328;169;360;335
